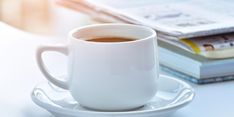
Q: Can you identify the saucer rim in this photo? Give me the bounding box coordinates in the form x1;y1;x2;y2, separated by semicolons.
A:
31;75;195;116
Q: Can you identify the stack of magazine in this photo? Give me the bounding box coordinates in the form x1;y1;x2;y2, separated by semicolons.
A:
57;0;234;84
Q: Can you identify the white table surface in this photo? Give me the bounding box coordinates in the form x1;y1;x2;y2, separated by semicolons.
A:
0;22;234;117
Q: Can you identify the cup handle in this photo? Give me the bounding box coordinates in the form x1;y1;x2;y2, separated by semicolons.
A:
36;45;69;89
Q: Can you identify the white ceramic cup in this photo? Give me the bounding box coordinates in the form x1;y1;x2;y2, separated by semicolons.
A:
36;23;158;111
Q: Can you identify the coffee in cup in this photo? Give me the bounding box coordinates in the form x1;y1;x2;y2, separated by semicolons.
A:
87;37;134;42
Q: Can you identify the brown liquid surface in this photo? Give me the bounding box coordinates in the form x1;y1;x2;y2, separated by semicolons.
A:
87;37;134;42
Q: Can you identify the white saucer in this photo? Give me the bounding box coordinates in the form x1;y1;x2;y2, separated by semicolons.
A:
31;75;195;117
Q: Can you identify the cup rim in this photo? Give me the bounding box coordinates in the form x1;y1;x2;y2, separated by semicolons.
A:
69;23;156;44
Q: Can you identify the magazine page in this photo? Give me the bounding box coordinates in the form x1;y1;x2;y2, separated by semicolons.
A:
160;33;234;59
81;0;234;38
180;33;234;53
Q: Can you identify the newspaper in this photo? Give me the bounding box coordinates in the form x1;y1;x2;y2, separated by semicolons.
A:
57;0;234;58
68;0;234;38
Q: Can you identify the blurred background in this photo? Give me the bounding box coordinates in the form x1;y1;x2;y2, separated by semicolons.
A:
0;0;93;38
